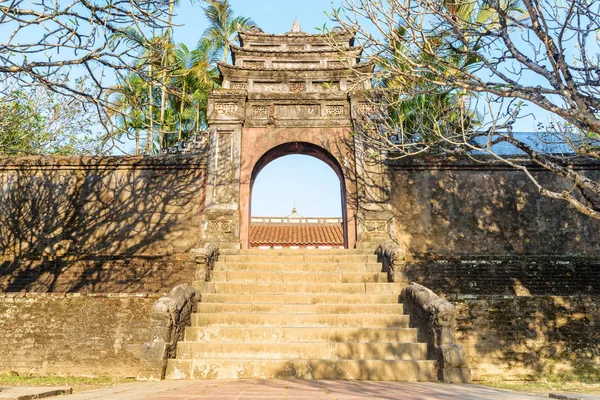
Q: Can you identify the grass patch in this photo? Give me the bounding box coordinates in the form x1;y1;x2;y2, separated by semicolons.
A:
478;367;600;395
0;373;135;392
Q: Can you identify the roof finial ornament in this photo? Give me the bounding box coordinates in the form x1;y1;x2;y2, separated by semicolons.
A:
291;18;302;33
288;202;301;219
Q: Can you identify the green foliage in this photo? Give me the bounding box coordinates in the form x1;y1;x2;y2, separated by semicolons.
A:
202;0;254;63
0;374;135;392
107;0;251;154
0;86;100;156
378;21;481;152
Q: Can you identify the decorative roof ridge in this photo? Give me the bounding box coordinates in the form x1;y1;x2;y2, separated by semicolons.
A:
238;30;354;38
230;44;364;55
217;61;374;72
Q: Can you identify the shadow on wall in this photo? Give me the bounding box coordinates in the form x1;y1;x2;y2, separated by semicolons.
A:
390;158;600;256
404;254;600;296
450;295;600;382
0;156;206;293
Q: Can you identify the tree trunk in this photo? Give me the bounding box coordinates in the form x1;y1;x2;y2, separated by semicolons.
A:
147;64;154;155
159;0;176;151
179;80;186;141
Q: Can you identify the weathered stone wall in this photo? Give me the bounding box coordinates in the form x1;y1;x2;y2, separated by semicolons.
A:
0;156;205;293
405;255;599;296
0;156;206;258
0;293;158;377
0;255;196;293
447;295;600;381
391;158;600;295
391;158;600;255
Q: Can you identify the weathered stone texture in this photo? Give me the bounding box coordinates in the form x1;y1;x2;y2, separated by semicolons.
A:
390;159;600;255
0;293;157;376
390;159;600;295
0;156;206;258
405;255;600;295
447;295;600;380
0;255;196;293
0;156;205;292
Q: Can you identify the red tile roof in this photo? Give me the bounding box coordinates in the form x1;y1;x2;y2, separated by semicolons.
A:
250;224;344;247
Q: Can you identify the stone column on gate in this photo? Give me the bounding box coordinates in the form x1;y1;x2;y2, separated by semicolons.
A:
200;91;246;249
350;92;398;250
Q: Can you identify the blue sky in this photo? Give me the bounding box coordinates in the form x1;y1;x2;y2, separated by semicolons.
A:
251;155;343;217
172;1;341;48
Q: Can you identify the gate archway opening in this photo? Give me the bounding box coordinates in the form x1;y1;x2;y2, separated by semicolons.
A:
247;142;349;249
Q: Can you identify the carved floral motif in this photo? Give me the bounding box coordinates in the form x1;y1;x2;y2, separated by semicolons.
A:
289;82;305;92
326;105;345;117
358;103;379;114
208;220;233;235
215;103;238;114
231;82;248;90
252;106;270;118
366;220;387;233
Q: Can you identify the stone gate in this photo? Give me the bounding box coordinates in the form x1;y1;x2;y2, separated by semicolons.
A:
199;23;394;250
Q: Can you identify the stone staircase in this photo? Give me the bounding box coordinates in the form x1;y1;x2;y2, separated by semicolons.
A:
164;249;438;381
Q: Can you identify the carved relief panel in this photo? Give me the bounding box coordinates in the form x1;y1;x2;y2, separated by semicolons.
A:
213;131;235;204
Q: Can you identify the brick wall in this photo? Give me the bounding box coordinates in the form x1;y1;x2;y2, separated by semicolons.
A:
0;293;159;377
391;158;600;295
447;295;600;380
405;255;600;296
0;156;205;294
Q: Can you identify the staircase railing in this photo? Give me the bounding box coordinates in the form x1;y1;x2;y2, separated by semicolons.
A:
377;242;471;383
402;283;471;383
138;244;219;380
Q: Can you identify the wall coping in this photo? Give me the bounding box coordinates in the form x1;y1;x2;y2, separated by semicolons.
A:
0;292;164;299
0;155;207;171
389;156;600;171
444;294;600;301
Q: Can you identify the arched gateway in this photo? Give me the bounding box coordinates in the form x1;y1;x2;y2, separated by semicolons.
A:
199;25;396;250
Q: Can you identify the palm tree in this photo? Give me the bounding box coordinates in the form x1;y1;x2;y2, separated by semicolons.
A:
202;0;254;63
109;29;170;153
108;73;148;155
171;38;220;143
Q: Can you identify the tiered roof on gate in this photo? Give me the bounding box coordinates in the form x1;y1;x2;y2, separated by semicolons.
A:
217;22;374;93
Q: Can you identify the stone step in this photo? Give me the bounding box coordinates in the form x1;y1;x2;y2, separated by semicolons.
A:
183;326;418;343
165;359;437;381
211;262;383;274
196;303;403;315
195;282;407;295
175;342;428;361
221;249;372;256
200;293;401;304
219;254;379;263
209;271;388;284
191;313;410;328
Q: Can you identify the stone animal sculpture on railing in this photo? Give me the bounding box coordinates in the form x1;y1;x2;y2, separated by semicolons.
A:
138;244;219;380
402;283;471;383
375;242;406;283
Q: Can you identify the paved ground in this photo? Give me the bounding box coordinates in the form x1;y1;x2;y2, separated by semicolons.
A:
0;386;72;400
37;380;600;400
